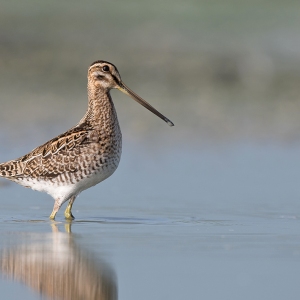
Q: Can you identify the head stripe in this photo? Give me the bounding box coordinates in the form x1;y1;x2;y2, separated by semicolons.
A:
89;60;120;75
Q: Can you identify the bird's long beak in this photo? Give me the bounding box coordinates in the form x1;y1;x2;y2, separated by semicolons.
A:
117;81;174;127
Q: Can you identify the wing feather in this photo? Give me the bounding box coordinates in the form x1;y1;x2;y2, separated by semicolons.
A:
0;126;92;179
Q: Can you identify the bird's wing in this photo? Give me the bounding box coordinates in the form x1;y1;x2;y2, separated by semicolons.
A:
0;127;90;179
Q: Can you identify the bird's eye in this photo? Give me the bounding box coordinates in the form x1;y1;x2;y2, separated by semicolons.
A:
102;65;109;72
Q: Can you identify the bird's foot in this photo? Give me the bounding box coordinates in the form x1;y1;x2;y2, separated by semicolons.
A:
64;212;75;220
49;212;56;220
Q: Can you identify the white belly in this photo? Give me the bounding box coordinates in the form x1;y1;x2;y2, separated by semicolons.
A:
16;162;118;205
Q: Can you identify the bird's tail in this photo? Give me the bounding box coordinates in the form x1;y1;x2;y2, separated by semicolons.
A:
0;160;22;178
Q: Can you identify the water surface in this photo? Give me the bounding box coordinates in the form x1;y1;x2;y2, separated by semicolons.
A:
0;143;300;300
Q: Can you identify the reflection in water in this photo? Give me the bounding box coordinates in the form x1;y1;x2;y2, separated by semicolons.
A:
0;223;117;300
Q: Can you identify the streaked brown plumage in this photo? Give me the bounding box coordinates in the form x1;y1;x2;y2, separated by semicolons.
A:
0;60;174;220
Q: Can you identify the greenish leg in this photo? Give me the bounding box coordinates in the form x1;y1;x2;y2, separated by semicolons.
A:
49;199;61;220
49;210;57;220
64;196;76;220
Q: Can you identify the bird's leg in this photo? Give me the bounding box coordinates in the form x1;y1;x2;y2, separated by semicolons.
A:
64;195;76;220
49;199;62;220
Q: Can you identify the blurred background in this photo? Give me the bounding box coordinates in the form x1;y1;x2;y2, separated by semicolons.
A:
1;0;300;148
1;1;300;299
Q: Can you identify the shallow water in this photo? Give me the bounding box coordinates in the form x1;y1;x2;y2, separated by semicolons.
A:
0;143;300;299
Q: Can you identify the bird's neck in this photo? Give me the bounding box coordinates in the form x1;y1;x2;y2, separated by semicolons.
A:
79;87;119;130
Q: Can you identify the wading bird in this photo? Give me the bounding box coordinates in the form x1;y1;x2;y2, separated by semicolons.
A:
0;61;174;220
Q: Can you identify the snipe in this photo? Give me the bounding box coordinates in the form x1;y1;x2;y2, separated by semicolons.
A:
0;60;173;220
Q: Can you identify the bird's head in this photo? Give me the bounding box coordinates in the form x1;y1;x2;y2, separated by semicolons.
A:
88;60;174;126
